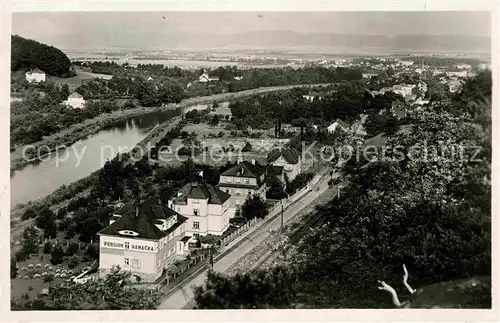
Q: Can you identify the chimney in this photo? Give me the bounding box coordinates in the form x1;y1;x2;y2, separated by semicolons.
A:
251;159;255;165
135;206;140;218
237;156;243;164
158;197;162;205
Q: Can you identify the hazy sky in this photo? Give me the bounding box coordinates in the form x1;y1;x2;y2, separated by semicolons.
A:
12;11;491;50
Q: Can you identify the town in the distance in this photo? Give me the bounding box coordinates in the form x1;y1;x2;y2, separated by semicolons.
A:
9;12;492;311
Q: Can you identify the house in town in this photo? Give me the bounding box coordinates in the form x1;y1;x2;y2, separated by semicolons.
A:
455;63;472;70
400;60;415;67
391;84;416;99
168;183;235;238
446;70;468;78
327;119;350;135
64;92;86;109
217;160;266;208
362;73;378;79
98;199;189;282
267;147;302;182
199;72;219;83
233;76;244;81
147;76;154;81
25;68;46;83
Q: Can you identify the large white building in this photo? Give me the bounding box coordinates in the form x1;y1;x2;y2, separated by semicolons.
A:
64;92;86;109
267;148;302;182
168;183;235;237
98;199;189;283
327;119;350;135
25;68;46;83
217;160;267;208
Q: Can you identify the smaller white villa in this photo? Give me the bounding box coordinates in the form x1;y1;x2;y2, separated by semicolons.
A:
64;92;86;109
199;71;219;83
25;68;46;83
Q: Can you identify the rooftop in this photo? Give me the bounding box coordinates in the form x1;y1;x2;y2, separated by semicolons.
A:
99;199;187;240
172;183;231;205
220;161;266;179
267;148;301;165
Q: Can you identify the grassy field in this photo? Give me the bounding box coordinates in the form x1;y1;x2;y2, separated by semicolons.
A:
47;70;113;91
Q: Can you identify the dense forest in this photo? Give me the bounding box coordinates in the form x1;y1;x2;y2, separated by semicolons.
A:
192;71;492;309
11;35;74;77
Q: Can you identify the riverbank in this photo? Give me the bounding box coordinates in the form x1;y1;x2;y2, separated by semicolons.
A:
10;83;333;172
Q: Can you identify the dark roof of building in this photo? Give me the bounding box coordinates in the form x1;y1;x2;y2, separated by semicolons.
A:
172;183;231;205
267;148;301;165
220;161;266;179
99;199;187;240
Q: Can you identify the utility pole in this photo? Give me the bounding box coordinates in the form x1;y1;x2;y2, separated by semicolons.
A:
280;199;284;230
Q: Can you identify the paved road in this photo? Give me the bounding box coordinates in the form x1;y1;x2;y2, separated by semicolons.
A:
158;173;331;309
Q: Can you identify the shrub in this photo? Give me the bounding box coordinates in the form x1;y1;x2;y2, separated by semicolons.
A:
43;242;52;254
68;255;80;269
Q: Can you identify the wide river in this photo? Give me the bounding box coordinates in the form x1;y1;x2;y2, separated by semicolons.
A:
10;103;225;209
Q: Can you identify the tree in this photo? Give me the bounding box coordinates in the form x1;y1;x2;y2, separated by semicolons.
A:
241;195;269;220
50;245;65;265
21;227;39;256
11;257;18;279
194;267;298;309
43;241;53;254
65;242;79;256
241;141;252;152
209;115;220;126
68;255;80;269
267;177;287;200
384;116;400;136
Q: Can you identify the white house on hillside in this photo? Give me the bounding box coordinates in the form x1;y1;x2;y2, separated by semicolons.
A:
327;119;350;135
199;72;219;83
25;68;46;83
168;183;235;237
64;92;86;109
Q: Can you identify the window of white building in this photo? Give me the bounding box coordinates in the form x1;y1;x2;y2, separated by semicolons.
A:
193;221;200;229
125;242;130;249
124;257;130;267
193;209;200;216
132;259;141;268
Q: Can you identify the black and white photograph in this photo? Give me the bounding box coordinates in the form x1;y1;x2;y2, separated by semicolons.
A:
2;1;497;320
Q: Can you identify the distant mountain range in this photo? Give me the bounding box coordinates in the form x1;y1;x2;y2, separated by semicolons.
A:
188;32;490;53
65;31;489;53
51;31;491;55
